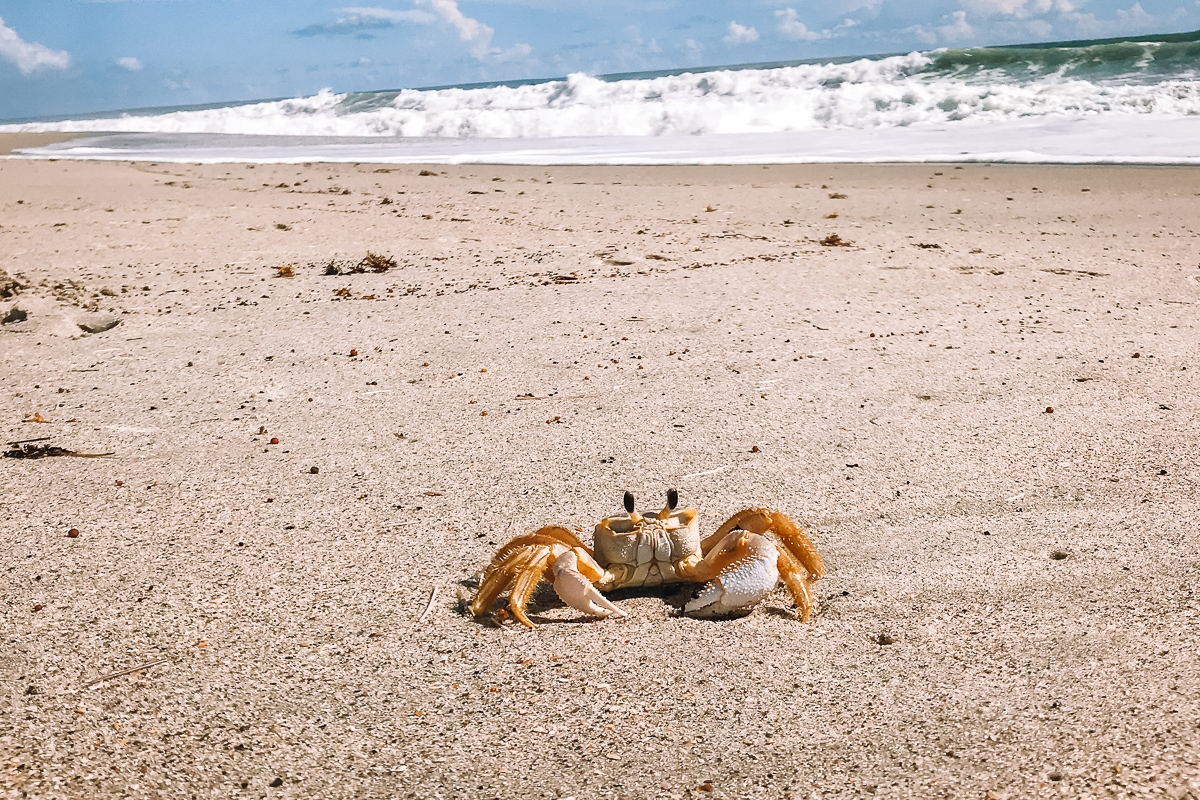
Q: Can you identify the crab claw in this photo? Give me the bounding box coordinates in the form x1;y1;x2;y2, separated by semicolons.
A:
684;532;779;618
551;549;626;620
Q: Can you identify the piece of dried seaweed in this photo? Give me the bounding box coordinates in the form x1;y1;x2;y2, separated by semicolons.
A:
359;252;397;273
4;442;113;459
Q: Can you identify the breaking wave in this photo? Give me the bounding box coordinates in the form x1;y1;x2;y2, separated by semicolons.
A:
4;31;1199;139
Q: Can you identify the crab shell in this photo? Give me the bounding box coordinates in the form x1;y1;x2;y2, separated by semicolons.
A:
594;510;703;589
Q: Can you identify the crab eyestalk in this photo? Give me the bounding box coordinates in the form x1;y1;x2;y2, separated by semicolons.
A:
623;490;642;524
658;488;679;520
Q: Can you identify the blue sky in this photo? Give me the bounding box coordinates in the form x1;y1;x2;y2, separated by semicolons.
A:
0;0;1194;120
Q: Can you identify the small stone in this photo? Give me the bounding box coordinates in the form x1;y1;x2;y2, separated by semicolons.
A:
349;349;358;357
1045;407;1054;414
32;604;43;612
751;445;760;453
67;528;80;538
1132;352;1140;358
310;466;319;474
77;315;121;334
270;438;279;445
2;307;27;324
269;777;283;788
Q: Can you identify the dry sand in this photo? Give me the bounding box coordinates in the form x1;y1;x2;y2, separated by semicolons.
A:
2;148;1199;799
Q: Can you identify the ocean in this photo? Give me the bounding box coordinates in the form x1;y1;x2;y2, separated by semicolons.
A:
4;30;1200;164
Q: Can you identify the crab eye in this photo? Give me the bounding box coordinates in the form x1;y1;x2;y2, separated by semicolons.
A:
623;491;635;513
666;488;679;510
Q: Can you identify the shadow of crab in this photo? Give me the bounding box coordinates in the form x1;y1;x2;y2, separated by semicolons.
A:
479;582;789;626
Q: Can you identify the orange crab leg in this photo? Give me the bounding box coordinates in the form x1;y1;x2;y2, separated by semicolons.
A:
703;507;824;582
508;546;555;627
774;544;815;621
471;547;538;617
681;530;755;583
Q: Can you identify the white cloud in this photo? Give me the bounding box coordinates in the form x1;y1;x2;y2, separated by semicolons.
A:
492;42;532;62
298;1;523;62
0;16;71;76
938;9;974;39
724;20;760;45
341;6;436;24
774;9;860;42
1062;1;1159;35
1116;1;1152;22
416;0;493;58
295;7;436;36
906;10;976;44
775;8;821;41
964;0;1075;18
117;56;143;71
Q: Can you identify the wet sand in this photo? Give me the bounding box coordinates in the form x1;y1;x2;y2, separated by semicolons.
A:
2;156;1199;799
0;133;89;156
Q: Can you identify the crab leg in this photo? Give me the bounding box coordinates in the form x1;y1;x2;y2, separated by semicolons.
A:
471;525;623;626
507;546;557;627
470;526;588;619
683;531;780;617
703;508;823;578
700;507;824;618
550;549;627;620
773;544;815;622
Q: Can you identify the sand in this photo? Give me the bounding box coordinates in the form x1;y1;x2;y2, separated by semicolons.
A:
0;134;88;157
2;148;1199;799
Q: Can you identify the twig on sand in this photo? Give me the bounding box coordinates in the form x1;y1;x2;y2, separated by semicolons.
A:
417;587;439;626
682;465;731;479
6;436;51;446
84;659;170;688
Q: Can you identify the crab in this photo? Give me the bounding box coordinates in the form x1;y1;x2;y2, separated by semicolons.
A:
469;490;824;627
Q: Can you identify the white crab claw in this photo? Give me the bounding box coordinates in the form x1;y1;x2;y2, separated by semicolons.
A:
551;550;626;620
684;534;780;618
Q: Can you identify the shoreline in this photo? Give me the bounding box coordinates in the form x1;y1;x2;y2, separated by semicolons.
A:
0;132;91;156
6;114;1200;166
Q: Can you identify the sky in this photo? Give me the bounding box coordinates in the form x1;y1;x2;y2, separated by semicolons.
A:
0;0;1195;121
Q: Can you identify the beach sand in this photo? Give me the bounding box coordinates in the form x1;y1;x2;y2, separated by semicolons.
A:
0;134;88;157
2;149;1199;799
